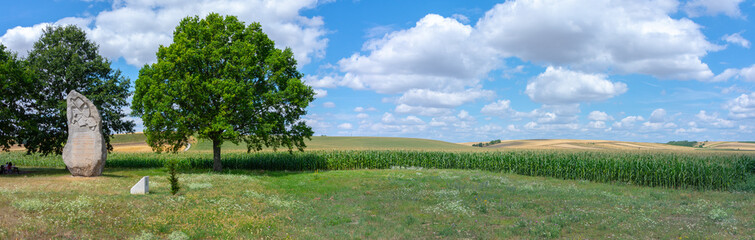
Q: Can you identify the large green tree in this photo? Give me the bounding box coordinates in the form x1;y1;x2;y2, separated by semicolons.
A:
132;13;315;171
0;45;35;151
23;25;134;155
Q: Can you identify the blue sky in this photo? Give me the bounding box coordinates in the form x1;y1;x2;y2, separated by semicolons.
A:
2;0;754;143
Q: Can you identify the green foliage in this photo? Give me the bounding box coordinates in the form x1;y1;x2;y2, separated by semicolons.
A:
20;25;134;155
473;139;501;147
666;140;698;147
132;13;314;171
0;45;35;151
165;159;181;195
730;174;755;192
7;150;753;191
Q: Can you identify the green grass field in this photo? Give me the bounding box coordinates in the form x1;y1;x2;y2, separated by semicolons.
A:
1;167;753;239
2;135;755;238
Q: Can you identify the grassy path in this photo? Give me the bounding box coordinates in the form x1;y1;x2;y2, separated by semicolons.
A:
1;168;753;239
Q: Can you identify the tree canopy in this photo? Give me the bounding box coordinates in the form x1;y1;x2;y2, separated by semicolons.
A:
20;25;134;155
132;13;315;171
0;45;35;151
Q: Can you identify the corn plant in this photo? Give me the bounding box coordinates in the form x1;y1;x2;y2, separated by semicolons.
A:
5;150;753;190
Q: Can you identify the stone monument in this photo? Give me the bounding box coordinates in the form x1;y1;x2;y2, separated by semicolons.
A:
62;90;107;177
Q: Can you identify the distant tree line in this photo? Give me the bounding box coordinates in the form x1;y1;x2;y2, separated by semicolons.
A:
473;139;501;147
665;140;699;147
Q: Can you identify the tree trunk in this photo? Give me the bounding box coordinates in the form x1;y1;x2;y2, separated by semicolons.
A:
212;139;222;172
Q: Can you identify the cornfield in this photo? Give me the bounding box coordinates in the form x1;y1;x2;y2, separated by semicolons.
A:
4;150;754;190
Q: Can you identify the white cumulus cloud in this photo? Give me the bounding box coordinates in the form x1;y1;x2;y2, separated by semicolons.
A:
339;14;498;94
313;89;327;98
613;116;645;129
337;123;353;130
480;99;512;116
714;64;755;82
684;0;745;18
394;104;453;117
1;0;329;66
587;111;613;121
723;32;750;48
587;111;612;129
338;14;500;112
476;0;718;80
381;113;425;125
525;66;627;104
397;88;494;108
726;93;755;119
695;110;735;128
0;17;92;57
648;108;668;123
304;75;339;88
588;121;607;129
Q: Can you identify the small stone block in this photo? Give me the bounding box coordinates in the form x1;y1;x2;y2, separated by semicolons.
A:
130;176;149;194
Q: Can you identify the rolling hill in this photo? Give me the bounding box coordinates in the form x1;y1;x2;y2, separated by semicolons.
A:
460;139;755;151
12;133;752;152
107;133;475;152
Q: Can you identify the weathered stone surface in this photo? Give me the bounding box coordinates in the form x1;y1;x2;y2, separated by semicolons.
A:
130;176;149;194
62;90;107;177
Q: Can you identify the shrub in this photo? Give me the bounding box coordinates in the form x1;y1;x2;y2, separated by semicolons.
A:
165;159;180;195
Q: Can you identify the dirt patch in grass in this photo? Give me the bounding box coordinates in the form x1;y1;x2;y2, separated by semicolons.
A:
51;175;104;182
0;206;22;226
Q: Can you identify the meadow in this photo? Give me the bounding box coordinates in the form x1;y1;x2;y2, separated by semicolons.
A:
1;135;754;238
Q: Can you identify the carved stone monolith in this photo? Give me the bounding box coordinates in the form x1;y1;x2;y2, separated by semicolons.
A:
62;90;107;177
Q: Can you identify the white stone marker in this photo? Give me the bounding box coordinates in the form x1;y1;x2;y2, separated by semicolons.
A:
130;176;149;194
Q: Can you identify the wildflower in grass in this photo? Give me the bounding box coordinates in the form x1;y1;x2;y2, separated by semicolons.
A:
57;196;93;211
424;200;473;216
707;208;729;222
131;231;156;240
167;231;189;240
12;199;48;212
243;190;300;208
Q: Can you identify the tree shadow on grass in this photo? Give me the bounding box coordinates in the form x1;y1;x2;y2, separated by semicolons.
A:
100;173;128;178
177;168;309;178
0;167;130;178
0;167;68;177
